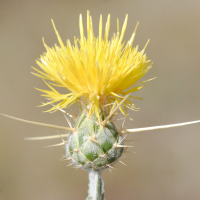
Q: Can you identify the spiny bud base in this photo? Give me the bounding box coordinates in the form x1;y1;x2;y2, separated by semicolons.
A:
65;110;124;171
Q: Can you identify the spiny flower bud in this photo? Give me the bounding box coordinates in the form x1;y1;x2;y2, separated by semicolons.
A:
65;109;124;170
1;10;200;200
32;11;152;171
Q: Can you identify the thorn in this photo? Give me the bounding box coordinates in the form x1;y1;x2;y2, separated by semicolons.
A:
119;161;127;166
101;94;131;127
121;120;200;134
46;100;77;121
117;116;126;121
69;107;78;120
74;165;82;170
60;155;67;159
114;144;134;148
113;164;119;169
66;163;73;167
108;169;112;173
57;131;66;143
103;102;114;108
60;155;68;161
64;115;72;128
0;113;75;132
66;157;73;160
109;111;119;122
24;133;69;141
60;157;72;161
107;164;114;169
118;134;128;144
43;141;66;148
73;148;80;153
88;136;101;145
120;117;126;132
99;154;106;158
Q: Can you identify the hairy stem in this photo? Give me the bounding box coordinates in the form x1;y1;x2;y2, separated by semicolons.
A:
86;170;105;200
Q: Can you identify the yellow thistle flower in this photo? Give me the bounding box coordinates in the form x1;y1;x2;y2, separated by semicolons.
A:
33;11;152;121
1;11;200;200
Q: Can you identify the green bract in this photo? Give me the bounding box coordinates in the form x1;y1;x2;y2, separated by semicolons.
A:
65;110;124;170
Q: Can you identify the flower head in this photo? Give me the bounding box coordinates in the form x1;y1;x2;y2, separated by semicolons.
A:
33;11;152;121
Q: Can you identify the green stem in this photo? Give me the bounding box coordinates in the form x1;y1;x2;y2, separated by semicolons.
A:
86;170;105;200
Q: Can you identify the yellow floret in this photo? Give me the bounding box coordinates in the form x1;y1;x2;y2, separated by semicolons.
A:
33;11;152;121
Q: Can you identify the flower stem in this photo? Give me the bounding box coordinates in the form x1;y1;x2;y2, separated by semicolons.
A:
86;170;105;200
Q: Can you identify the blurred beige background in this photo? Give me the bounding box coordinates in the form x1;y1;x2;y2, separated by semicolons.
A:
0;0;200;200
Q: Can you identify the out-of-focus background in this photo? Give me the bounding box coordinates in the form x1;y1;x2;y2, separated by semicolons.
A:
0;1;200;200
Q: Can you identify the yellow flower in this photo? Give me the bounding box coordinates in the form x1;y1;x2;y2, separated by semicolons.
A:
33;11;152;121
